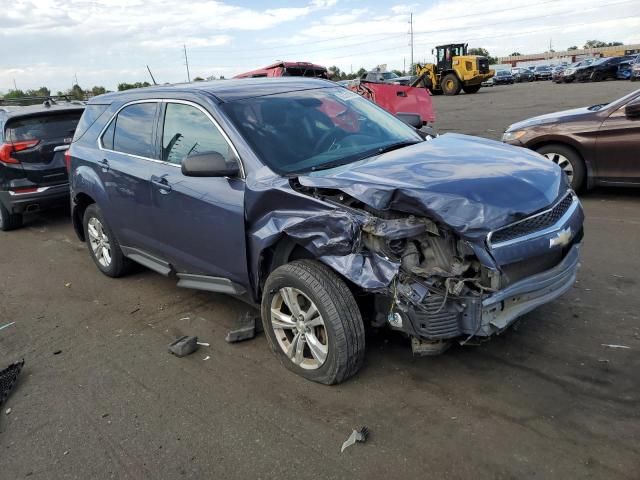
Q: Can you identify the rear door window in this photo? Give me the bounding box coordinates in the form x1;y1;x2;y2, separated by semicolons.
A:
6;111;83;142
161;102;232;165
111;103;158;158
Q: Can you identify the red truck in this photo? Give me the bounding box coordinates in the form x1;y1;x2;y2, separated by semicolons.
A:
234;61;435;126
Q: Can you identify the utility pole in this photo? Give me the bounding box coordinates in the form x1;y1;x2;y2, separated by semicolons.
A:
403;57;406;75
74;73;79;86
408;13;414;71
183;44;191;83
13;78;17;91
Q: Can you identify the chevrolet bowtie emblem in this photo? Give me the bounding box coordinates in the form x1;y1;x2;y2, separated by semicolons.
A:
550;227;572;248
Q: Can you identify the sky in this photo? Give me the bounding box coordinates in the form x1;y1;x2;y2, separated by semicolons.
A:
1;0;639;92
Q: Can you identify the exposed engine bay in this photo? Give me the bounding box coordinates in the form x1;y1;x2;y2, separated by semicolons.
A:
290;182;499;353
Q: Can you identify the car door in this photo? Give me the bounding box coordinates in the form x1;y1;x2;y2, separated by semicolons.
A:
595;95;640;184
98;101;168;253
149;100;248;287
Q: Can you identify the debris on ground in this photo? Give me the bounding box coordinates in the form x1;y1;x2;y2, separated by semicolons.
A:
0;321;16;332
203;356;210;361
64;283;71;288
225;311;261;343
1;360;25;406
53;350;62;355
196;342;210;347
601;344;631;349
168;336;199;357
6;408;12;415
341;426;369;453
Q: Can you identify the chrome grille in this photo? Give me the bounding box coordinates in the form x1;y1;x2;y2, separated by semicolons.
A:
490;193;574;245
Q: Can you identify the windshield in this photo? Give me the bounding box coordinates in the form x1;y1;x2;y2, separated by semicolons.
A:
536;66;551;71
381;72;399;80
497;71;509;76
221;87;422;175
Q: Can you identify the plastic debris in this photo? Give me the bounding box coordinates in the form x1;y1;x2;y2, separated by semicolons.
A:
196;342;210;347
341;426;369;453
0;322;15;332
601;344;631;349
203;356;211;361
1;360;25;406
225;311;261;343
5;408;11;415
168;336;199;357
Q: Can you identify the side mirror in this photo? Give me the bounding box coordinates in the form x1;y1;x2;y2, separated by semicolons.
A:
625;99;640;119
396;112;422;129
181;151;239;177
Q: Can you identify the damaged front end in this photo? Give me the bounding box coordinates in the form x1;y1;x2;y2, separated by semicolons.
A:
255;181;584;356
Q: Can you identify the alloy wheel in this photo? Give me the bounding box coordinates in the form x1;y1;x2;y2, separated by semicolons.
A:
270;287;328;370
543;152;574;184
87;217;112;268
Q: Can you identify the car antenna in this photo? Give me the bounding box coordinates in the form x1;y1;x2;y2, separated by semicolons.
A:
146;65;158;85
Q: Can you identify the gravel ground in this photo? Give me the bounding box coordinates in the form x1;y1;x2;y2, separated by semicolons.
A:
1;80;639;480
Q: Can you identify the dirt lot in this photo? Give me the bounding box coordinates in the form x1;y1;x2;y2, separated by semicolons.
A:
1;81;639;480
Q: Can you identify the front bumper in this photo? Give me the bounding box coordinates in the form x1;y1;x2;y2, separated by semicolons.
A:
396;242;581;341
0;183;70;214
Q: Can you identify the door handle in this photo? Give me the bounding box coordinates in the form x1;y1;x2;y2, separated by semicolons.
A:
151;175;172;193
98;159;109;171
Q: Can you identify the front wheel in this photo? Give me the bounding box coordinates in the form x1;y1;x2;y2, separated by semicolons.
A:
535;144;586;191
261;260;365;385
441;74;461;95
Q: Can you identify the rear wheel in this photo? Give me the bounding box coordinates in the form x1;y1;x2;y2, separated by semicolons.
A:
591;71;603;82
462;85;481;94
83;204;131;277
535;144;586;191
441;74;461;95
0;203;23;231
261;260;365;385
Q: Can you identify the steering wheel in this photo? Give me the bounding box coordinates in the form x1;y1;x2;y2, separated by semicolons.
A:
313;128;345;155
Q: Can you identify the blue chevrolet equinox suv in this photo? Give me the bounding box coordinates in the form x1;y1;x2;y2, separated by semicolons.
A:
68;78;584;384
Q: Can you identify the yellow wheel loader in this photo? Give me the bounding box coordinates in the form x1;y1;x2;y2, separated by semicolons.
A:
412;44;495;95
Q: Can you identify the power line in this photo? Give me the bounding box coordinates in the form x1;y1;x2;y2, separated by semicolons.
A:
189;0;637;66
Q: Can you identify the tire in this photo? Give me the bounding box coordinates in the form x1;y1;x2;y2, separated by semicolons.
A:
261;260;365;385
462;84;481;94
441;74;461;95
83;203;131;277
535;144;586;191
591;71;603;82
632;77;637;82
0;202;23;231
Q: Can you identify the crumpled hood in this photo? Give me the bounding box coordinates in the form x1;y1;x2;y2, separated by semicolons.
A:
507;106;592;130
298;133;564;240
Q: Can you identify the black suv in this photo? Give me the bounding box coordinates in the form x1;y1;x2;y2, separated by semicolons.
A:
575;56;634;82
0;102;84;230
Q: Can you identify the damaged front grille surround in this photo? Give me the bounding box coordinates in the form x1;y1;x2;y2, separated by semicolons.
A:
488;192;575;247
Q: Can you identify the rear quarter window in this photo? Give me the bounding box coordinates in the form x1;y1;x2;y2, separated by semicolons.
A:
73;104;108;142
6;111;83;142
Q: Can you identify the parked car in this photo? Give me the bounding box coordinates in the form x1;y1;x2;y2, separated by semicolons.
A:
575;56;633;82
511;67;534;82
69;78;584;384
617;55;639;80
551;65;565;82
0;102;84;230
389;75;418;86
493;70;514;85
503;89;640;190
561;59;596;83
481;77;494;87
533;65;553;80
633;56;640;81
361;70;402;84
